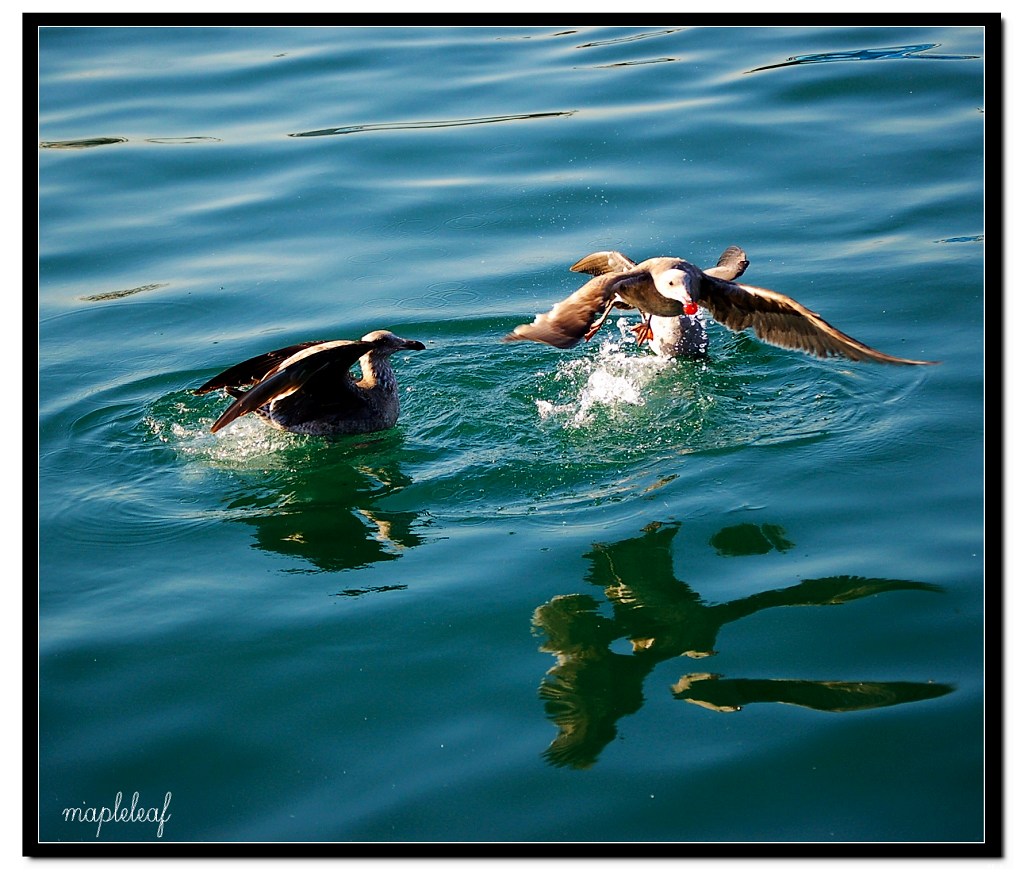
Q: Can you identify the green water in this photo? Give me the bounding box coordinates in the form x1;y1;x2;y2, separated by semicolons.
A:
35;23;988;848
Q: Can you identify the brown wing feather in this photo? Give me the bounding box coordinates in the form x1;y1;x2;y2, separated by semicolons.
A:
504;275;624;348
572;246;749;281
194;340;327;394
696;279;936;365
211;365;321;433
208;340;375;432
703;246;749;281
569;251;638;275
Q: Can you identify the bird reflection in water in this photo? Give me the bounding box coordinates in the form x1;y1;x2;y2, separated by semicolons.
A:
531;522;951;769
227;451;429;581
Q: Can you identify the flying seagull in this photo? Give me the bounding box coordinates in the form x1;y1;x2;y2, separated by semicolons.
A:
505;248;934;365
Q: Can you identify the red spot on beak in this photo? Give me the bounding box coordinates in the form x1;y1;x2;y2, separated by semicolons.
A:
684;302;699;316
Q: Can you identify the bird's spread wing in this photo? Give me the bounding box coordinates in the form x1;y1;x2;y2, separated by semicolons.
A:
572;246;748;281
702;245;749;282
697;280;935;365
569;250;638;275
504;274;629;348
194;340;326;395
208;340;375;432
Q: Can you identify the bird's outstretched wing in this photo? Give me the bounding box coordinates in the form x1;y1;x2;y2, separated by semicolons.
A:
506;254;711;348
571;245;749;281
503;274;634;349
702;245;749;282
206;340;375;433
510;245;931;363
696;280;936;365
193;341;326;395
569;250;638;275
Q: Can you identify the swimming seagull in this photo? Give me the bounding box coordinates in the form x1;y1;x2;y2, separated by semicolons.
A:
504;248;935;365
193;329;426;435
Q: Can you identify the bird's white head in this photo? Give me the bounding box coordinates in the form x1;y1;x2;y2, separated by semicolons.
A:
653;265;698;304
360;329;427;353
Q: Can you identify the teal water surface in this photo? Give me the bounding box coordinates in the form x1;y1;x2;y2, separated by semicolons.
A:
37;24;987;846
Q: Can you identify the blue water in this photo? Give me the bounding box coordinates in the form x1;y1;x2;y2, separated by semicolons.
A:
36;24;987;846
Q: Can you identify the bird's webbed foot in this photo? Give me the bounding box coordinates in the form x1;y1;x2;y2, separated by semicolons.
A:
630;316;654;345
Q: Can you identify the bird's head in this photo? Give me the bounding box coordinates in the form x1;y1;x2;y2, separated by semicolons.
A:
653;264;701;314
361;330;427;353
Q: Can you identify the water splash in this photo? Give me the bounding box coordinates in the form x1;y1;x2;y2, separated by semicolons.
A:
535;322;687;428
145;393;314;470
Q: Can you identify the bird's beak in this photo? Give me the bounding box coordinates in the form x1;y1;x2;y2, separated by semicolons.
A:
404;339;426;351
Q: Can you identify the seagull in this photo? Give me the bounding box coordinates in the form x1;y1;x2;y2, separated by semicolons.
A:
505;248;935;365
193;329;425;435
571;246;749;358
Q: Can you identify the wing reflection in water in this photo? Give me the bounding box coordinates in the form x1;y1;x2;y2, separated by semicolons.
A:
225;454;429;576
532;522;949;769
671;673;952;714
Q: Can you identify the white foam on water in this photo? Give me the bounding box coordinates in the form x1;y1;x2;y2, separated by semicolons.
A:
145;396;311;470
535;325;674;429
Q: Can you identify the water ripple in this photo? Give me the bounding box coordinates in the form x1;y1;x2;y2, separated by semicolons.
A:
288;111;575;139
144;136;222;144
39;136;127;150
79;283;168;302
40;136;222;149
382;316;924;521
937;234;984;244
748;43;979;73
495;30;579;41
575;29;684;49
591;57;680;69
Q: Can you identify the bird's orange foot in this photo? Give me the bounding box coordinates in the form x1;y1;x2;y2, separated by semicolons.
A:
630;321;654;345
583;321;605;342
